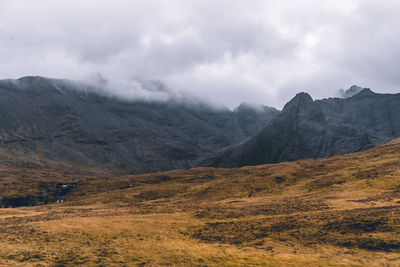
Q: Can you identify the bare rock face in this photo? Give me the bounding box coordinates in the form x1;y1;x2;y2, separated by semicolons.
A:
337;85;365;98
208;88;400;168
0;76;278;173
3;77;398;172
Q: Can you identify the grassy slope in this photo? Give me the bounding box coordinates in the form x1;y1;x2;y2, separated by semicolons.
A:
1;142;400;266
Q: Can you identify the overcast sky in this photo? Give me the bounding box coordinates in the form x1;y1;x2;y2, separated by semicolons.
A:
0;0;399;108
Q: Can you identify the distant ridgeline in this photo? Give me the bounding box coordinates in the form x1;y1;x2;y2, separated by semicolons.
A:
0;76;278;173
207;87;400;168
0;77;398;173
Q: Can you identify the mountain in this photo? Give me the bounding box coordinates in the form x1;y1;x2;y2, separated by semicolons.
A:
208;87;400;168
0;76;278;173
337;85;364;98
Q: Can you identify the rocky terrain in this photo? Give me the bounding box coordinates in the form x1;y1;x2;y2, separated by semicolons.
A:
209;87;400;168
337;85;364;98
0;76;278;173
3;77;400;173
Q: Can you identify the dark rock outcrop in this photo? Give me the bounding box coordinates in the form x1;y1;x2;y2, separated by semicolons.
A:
208;88;400;168
0;195;49;208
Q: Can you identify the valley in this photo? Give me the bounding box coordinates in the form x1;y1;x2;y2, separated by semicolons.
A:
1;140;400;266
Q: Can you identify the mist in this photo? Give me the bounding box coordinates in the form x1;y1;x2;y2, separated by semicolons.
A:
1;0;400;108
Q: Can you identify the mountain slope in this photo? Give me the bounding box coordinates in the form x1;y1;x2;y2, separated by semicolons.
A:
2;132;400;265
0;76;278;173
209;88;400;168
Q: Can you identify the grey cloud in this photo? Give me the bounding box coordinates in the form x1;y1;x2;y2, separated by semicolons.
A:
0;0;399;109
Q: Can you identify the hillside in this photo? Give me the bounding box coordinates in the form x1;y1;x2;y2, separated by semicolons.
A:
4;77;400;174
209;88;400;168
0;76;278;173
1;139;400;265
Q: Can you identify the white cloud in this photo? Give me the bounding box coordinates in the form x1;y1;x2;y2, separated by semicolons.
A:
0;0;399;108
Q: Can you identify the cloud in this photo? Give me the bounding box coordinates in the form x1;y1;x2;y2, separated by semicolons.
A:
0;0;399;108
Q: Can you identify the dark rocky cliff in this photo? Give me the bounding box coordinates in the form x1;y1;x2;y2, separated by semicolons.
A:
208;88;400;168
0;76;278;173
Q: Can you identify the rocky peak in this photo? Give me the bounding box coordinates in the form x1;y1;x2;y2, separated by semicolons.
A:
352;88;375;98
337;85;372;99
282;92;313;112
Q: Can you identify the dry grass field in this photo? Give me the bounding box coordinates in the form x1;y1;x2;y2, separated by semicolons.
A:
1;141;400;266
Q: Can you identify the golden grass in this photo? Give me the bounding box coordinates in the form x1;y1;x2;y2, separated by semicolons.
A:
3;207;398;267
2;142;400;265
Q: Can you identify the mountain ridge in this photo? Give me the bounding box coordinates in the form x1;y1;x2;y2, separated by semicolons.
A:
1;76;399;173
0;76;279;173
208;87;400;168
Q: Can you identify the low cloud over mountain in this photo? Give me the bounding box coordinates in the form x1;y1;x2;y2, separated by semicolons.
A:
1;1;400;108
0;76;278;173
